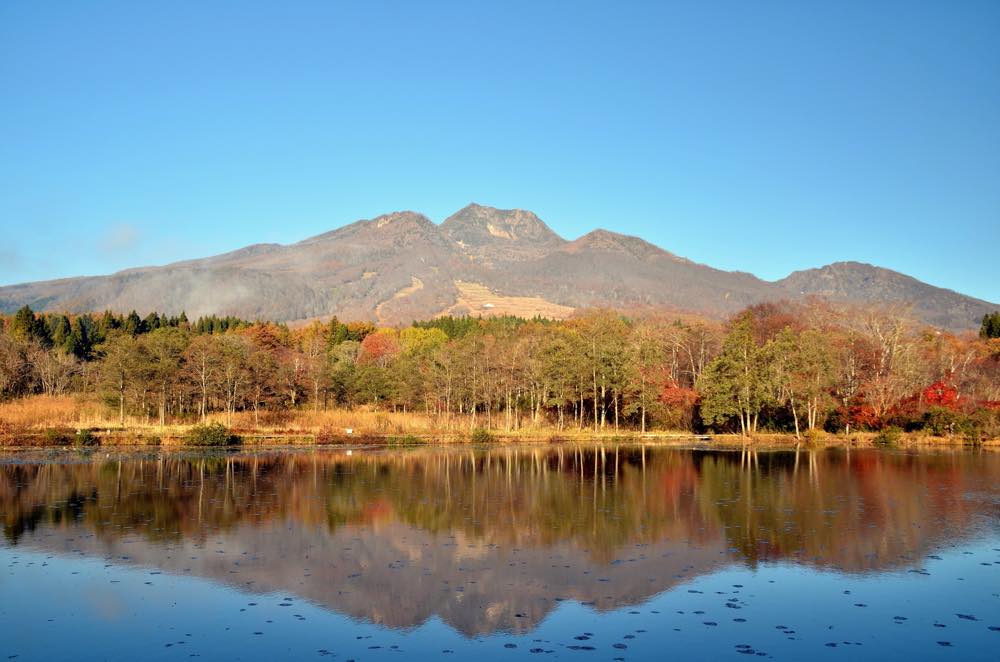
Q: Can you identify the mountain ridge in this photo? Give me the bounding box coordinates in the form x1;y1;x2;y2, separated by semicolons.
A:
1;204;995;330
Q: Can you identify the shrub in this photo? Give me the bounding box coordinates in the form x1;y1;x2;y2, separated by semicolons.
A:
387;434;424;446
73;429;98;447
803;428;826;444
314;427;342;445
922;407;962;436
961;408;1000;442
43;427;73;445
185;423;240;446
873;426;902;447
470;428;494;443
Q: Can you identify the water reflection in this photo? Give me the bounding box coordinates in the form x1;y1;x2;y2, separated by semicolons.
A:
1;446;997;637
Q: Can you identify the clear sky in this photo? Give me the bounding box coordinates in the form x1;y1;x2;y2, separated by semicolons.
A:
1;1;998;302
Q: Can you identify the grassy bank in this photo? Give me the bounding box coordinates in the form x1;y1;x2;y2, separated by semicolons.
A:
2;428;997;449
1;395;997;449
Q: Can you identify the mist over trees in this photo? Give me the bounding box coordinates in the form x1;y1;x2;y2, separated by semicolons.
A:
1;303;998;438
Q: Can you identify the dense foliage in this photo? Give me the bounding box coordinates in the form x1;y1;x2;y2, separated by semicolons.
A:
1;303;998;438
982;312;1000;339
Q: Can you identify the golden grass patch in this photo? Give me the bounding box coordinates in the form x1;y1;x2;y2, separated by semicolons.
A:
441;281;575;319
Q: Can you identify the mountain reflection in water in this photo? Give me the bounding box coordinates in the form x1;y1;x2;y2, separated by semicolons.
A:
1;446;997;637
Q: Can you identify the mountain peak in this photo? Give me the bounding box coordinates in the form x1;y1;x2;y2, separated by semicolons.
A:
370;210;434;230
567;229;685;262
297;211;437;246
441;203;564;247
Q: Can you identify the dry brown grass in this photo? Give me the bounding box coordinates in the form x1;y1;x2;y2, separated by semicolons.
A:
3;395;996;447
0;395;106;432
440;281;575;319
228;408;447;435
0;395;490;439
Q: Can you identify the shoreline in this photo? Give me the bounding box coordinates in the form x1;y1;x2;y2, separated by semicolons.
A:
1;428;997;451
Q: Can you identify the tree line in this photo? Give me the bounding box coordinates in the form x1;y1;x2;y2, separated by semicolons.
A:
1;302;998;438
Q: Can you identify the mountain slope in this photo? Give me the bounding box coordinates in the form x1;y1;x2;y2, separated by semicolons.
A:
776;262;996;330
0;205;994;329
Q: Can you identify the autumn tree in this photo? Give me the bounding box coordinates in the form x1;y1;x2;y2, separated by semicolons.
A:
214;335;251;426
184;335;217;422
97;332;146;426
245;337;279;426
771;328;837;438
572;311;631;432
327;340;360;407
143;327;188;426
661;319;722;389
536;326;585;429
398;327;448;413
277;345;306;408
698;314;775;436
300;322;329;412
30;344;78;397
856;309;922;426
626;321;667;433
0;336;32;399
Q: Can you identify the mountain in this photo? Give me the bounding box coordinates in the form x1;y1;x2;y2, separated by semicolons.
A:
1;203;995;329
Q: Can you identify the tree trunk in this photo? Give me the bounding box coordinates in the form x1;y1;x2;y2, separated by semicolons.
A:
505;387;511;432
613;392;619;432
592;367;598;434
790;395;800;440
600;381;607;429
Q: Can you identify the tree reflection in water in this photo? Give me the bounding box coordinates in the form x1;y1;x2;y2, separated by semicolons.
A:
1;446;996;636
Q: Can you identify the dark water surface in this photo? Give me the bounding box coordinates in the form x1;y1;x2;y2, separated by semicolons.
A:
1;445;998;661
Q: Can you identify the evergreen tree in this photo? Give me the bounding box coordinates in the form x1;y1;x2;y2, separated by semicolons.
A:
68;317;92;359
326;317;349;348
98;310;119;336
10;306;51;347
48;314;72;349
143;312;161;331
124;310;143;336
981;312;1000;339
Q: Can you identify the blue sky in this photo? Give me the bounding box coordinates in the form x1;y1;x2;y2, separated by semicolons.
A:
1;1;998;302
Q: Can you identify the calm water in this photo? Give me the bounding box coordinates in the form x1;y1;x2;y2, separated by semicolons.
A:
1;445;998;661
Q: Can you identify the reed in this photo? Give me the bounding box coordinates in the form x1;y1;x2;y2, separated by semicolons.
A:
0;395;104;431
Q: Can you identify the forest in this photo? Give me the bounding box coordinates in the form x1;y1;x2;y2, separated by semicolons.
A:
1;302;999;441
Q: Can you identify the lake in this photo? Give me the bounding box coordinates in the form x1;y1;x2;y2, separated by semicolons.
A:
1;445;998;660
